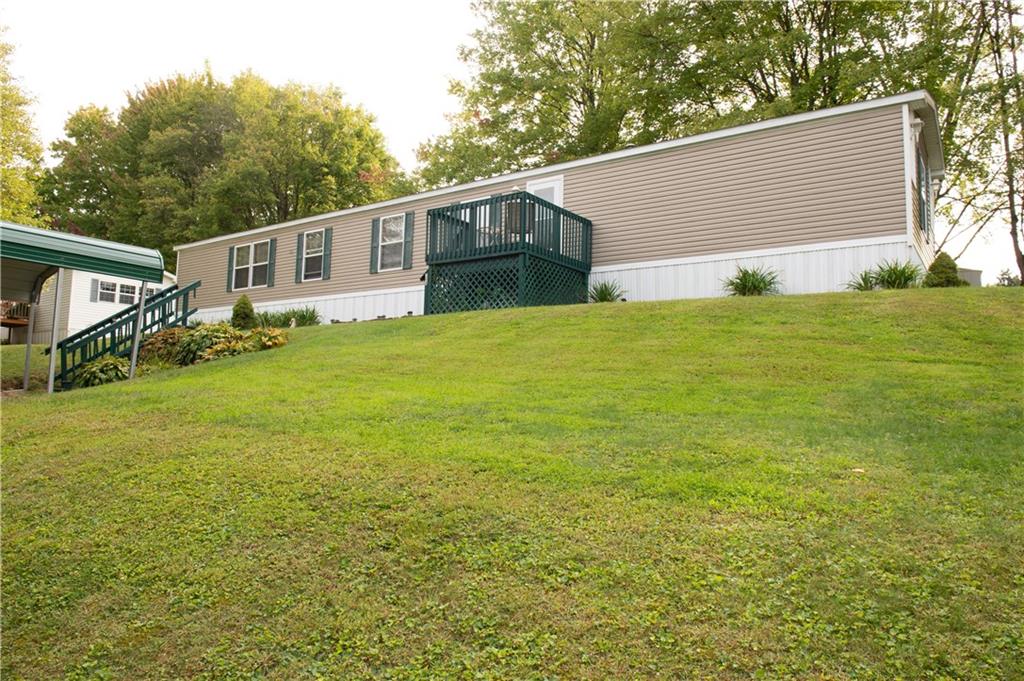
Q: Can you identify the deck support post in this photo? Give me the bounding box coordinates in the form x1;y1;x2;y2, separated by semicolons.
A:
46;268;65;394
128;279;147;379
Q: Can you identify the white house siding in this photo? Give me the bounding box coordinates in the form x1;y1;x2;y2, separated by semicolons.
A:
589;236;915;300
191;285;425;324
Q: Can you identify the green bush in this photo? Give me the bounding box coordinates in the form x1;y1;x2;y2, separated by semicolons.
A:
846;270;877;291
200;339;251;362
174;323;245;366
74;356;130;388
873;260;922;289
588;281;626;303
139;326;189;364
723;266;781;296
255;306;320;327
246;327;289;351
231;295;257;329
922;252;969;288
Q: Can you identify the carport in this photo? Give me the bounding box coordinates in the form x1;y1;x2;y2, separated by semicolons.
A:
0;221;165;392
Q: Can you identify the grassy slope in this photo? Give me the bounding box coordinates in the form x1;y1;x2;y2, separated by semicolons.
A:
2;288;1022;679
1;344;49;391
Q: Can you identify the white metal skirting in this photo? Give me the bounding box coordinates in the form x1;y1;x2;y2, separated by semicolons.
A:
192;285;425;324
589;237;916;301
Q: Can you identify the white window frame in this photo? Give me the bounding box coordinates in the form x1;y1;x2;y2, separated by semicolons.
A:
118;283;137;305
98;280;117;303
377;213;406;272
302;228;325;282
526;175;564;207
233;239;271;290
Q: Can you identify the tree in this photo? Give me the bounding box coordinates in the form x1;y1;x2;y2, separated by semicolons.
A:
42;70;405;268
922;251;969;287
0;32;43;225
416;0;685;186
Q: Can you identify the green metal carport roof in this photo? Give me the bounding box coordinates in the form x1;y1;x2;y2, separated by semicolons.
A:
0;221;165;302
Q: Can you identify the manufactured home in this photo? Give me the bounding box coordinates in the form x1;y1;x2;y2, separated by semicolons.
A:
175;91;943;322
3;269;176;345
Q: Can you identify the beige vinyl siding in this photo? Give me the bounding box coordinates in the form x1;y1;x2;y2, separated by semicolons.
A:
567;106;906;266
177;105;909;311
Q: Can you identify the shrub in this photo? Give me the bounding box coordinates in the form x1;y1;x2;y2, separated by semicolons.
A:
995;269;1021;287
174;323;245;365
873;260;922;289
724;266;781;296
200;339;251;362
589;281;626;303
232;295;257;329
922;252;969;288
139;326;189;364
74;356;130;388
846;270;877;291
255;306;320;327
246;327;289;351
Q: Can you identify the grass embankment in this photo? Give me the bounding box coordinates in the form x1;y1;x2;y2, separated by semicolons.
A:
1;344;49;391
2;288;1022;679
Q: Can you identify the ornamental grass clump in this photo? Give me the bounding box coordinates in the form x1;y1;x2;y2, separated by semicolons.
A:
588;280;626;302
723;266;781;296
256;307;320;327
873;260;922;289
846;270;878;291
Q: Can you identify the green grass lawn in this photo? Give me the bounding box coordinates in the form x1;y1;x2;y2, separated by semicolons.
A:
2;288;1022;679
1;344;49;391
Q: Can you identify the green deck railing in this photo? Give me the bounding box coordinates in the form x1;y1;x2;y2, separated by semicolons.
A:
54;280;201;389
426;191;592;271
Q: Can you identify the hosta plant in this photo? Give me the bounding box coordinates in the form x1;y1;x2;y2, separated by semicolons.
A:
174;323;245;366
74;356;130;388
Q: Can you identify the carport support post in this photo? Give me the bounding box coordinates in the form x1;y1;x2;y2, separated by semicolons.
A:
128;279;146;379
45;268;65;394
22;280;41;390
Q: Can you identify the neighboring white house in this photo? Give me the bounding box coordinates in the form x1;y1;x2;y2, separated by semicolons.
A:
5;269;176;345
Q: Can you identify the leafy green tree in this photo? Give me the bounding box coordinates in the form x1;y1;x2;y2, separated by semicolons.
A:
42;70;404;268
0;33;43;225
416;0;684;186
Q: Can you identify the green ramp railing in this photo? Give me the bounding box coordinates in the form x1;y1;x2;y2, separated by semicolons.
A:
54;280;202;389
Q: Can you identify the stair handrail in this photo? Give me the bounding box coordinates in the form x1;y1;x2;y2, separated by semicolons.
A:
54;283;182;351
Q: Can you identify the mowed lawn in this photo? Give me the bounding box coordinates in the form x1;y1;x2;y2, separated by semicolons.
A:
2;288;1022;679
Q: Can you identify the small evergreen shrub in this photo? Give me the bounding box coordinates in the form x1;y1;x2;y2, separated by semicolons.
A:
589;281;626;302
74;356;130;388
174;323;245;365
231;295;258;329
873;260;922;289
255;306;320;327
724;266;781;296
846;270;877;291
246;327;289;351
139;326;189;364
922;252;969;287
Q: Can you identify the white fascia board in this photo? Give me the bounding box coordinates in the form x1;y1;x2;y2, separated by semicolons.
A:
175;91;937;252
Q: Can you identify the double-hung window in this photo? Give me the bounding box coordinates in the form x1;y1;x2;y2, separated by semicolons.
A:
98;281;117;303
302;229;324;281
234;240;270;290
118;283;137;305
378;214;406;271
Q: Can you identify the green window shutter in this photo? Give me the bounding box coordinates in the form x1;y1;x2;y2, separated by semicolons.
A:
370;218;380;274
89;278;99;302
403;212;415;270
226;246;235;292
267;238;277;287
323;227;333;280
295;233;304;283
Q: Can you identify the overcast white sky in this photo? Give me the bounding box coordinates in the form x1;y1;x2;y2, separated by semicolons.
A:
1;0;1015;281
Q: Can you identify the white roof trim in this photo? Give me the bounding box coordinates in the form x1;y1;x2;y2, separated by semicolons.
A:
175;90;940;252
